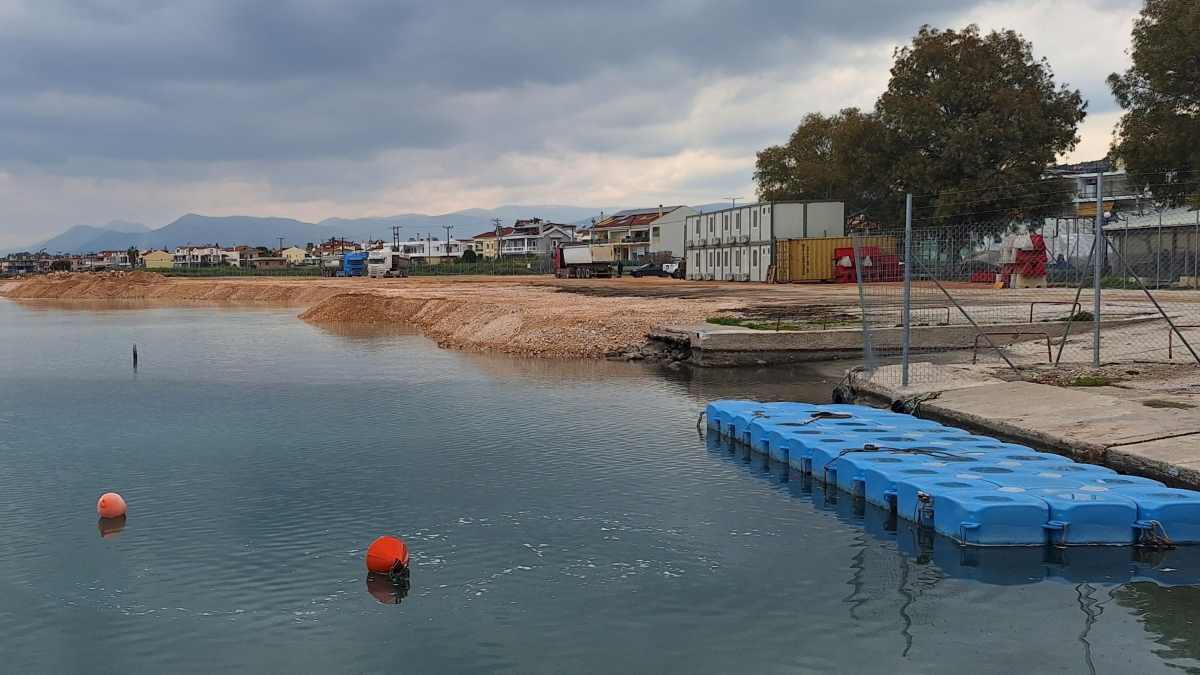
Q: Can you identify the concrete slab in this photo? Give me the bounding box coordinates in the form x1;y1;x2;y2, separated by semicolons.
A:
673;317;1152;366
1107;436;1200;486
857;363;1006;398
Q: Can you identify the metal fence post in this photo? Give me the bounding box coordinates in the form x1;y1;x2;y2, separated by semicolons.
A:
902;193;913;387
1157;209;1163;288
1092;171;1103;367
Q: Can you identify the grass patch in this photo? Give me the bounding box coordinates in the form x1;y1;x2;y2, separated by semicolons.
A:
1142;399;1196;410
705;316;801;331
706;316;744;327
164;266;322;277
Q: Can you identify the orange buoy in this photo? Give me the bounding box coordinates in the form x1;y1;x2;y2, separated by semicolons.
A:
96;492;127;519
365;535;410;574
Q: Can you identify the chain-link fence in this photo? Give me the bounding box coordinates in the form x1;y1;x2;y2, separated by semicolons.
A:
855;172;1200;388
406;254;553;276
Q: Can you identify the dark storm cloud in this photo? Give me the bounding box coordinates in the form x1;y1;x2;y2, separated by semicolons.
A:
1;0;973;165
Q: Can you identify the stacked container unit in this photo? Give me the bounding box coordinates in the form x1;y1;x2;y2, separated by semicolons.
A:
684;201;845;282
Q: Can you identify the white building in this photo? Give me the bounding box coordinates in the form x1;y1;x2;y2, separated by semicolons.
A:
173;245;224;268
500;219;576;256
590;205;697;260
684;201;845;282
220;248;247;267
397;238;468;261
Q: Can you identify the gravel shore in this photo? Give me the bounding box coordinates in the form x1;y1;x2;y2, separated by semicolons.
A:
2;272;744;358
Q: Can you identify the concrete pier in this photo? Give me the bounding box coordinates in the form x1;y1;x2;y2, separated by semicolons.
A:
654;317;1152;367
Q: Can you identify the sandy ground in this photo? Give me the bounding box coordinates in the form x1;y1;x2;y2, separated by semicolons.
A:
7;271;1200;362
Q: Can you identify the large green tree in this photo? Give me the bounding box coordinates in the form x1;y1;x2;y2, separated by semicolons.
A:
753;108;891;213
1108;0;1200;205
879;25;1085;224
756;24;1086;227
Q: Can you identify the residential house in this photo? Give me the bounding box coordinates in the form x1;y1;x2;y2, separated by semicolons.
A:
141;250;174;270
590;205;697;261
314;238;363;256
1046;159;1140;220
249;257;288;270
1;254;49;275
173;244;224;268
396;238;468;263
79;253;105;271
280;246;307;265
98;250;132;269
471;230;504;258
685;201;845;282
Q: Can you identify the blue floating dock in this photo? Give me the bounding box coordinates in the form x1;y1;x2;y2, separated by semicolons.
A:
705;400;1200;548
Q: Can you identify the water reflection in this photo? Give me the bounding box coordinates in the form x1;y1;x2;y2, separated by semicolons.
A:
97;516;126;539
365;574;411;605
10;298;297;312
652;359;841;404
1113;583;1200;668
309;322;423;341
459;352;840;404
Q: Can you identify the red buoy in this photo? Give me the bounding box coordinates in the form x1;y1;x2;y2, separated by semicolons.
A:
365;535;410;574
97;492;127;519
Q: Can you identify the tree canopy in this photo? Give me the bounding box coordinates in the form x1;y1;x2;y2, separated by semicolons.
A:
755;24;1086;227
753;108;891;208
1108;0;1200;205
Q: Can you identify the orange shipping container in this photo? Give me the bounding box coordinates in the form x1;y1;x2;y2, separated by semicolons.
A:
775;236;898;283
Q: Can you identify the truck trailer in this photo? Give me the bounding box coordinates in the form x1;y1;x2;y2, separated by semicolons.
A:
367;248;411;278
555;244;615;278
324;249;364;276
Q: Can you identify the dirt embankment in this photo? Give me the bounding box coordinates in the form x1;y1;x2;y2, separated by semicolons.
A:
3;273;739;359
2;271;340;305
298;290;728;358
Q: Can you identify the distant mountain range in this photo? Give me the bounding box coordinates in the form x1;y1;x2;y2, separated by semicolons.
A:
6;205;625;255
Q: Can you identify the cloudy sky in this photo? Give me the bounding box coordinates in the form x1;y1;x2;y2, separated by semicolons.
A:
0;0;1141;247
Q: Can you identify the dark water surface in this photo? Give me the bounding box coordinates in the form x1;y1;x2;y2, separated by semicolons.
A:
1;299;1197;674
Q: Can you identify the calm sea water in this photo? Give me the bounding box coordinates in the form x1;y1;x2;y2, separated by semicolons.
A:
1;298;1197;675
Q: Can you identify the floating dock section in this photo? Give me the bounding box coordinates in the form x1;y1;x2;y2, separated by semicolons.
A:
704;400;1200;547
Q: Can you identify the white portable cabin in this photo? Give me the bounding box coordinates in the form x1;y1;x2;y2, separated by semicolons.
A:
684;201;845;282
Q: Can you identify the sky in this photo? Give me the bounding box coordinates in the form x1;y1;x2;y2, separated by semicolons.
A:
0;0;1142;247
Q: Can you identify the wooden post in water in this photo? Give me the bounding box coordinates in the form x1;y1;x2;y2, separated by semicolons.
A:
132;344;138;370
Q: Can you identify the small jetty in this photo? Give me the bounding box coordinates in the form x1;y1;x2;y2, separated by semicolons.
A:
704;400;1200;547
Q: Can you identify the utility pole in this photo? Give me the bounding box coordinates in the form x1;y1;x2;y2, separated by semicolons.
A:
392;225;401;251
724;196;742;210
442;225;454;258
492;218;503;260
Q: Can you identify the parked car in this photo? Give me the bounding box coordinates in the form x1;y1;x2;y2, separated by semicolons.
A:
630;263;673;278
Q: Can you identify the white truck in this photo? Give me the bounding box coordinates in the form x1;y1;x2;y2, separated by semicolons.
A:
555;244;615;278
367;248;411;278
